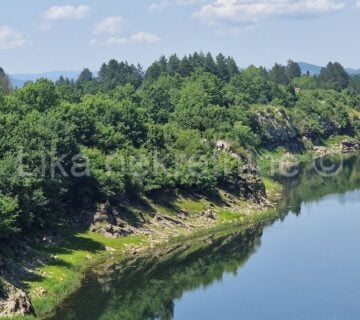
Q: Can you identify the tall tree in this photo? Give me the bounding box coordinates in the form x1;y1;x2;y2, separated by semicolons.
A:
167;54;181;75
269;63;289;85
77;68;93;84
319;62;350;91
204;53;217;74
286;60;302;80
0;67;12;94
216;53;229;81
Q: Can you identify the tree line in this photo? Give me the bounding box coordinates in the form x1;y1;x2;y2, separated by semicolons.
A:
0;52;359;239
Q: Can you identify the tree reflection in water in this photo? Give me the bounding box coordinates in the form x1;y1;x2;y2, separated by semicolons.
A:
48;154;360;320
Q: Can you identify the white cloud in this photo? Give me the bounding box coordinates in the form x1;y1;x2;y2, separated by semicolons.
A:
0;26;31;49
149;0;205;13
106;37;128;46
194;0;345;24
93;16;126;35
43;5;90;20
356;0;360;7
130;32;161;43
149;0;171;13
177;0;205;4
90;32;161;47
89;37;128;47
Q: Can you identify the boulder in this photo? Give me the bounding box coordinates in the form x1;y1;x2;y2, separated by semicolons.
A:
0;281;34;317
312;146;328;155
216;140;231;152
201;209;217;220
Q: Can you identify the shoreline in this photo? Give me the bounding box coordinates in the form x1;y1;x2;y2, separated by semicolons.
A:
0;179;282;320
1;147;357;319
42;209;280;320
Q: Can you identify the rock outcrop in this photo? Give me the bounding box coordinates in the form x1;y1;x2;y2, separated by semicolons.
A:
0;280;33;317
90;203;136;238
251;107;301;151
341;141;360;153
221;163;268;205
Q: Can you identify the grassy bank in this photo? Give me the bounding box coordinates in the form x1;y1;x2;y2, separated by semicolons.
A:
0;231;146;320
0;179;282;320
28;232;146;318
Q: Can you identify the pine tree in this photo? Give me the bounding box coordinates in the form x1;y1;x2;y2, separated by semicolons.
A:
286;60;302;80
77;68;93;84
0;67;12;94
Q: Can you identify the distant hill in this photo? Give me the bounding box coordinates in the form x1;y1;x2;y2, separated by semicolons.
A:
345;68;360;75
298;62;323;75
298;62;360;76
10;77;27;88
10;71;81;88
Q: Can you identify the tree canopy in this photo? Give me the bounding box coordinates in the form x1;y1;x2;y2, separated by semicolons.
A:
0;53;359;239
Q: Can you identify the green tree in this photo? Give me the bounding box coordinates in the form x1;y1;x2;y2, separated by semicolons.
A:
319;62;350;91
0;67;12;94
77;68;93;84
14;79;59;112
286;60;302;80
173;71;224;130
269;63;289;85
0;195;19;238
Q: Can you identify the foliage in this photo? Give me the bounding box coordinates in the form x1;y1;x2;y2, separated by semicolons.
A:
0;67;11;95
0;54;359;238
319;62;350;91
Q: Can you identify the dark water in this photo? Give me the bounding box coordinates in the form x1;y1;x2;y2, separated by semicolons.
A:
48;154;360;320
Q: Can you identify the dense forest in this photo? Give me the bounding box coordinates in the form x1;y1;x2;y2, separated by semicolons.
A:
1;52;360;240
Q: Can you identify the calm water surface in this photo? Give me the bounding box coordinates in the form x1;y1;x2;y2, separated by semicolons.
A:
49;155;360;320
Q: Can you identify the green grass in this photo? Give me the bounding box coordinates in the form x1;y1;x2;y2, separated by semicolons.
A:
218;210;245;222
175;197;208;214
1;180;284;320
18;229;146;319
262;177;283;201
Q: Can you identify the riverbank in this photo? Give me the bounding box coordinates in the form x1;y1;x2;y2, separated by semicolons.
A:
0;177;282;320
2;143;358;319
51;168;360;320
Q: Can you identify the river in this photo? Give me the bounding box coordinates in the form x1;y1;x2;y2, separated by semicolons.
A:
47;154;360;320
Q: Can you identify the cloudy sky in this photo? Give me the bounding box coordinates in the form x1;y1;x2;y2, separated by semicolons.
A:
0;0;359;73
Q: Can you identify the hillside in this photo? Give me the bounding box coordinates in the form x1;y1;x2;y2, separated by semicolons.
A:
1;53;360;317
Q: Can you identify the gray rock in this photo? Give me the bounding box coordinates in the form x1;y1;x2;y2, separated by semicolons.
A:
0;281;34;317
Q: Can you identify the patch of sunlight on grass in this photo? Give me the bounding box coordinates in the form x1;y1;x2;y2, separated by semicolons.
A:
25;230;146;317
176;197;207;214
262;177;282;201
218;210;245;222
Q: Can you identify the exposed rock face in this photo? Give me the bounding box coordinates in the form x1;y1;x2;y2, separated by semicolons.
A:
200;207;217;221
252;108;300;150
312;146;328;155
341;141;360;153
0;280;34;317
215;140;231;152
238;164;268;204
90;203;136;238
221;163;268;205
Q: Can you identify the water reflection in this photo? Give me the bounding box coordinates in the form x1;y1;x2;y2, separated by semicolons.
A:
48;154;360;320
48;224;265;320
276;154;360;216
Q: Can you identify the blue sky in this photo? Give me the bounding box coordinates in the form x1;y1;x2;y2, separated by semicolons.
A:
0;0;359;73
